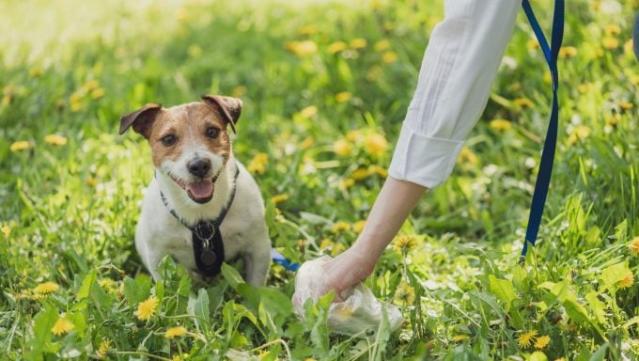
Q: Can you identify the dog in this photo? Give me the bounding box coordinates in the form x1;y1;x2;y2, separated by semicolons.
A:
119;95;271;286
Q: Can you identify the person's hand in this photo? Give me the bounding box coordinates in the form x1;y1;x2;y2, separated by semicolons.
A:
291;243;379;309
317;242;380;301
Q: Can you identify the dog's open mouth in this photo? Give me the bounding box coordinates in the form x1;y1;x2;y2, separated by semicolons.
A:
185;179;214;204
169;175;215;204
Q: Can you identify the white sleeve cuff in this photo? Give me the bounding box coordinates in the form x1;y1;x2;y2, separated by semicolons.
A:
388;122;464;189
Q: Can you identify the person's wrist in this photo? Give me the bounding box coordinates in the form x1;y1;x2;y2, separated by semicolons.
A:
353;231;386;259
349;241;381;276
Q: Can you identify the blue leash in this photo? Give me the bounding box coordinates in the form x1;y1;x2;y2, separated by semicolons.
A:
520;0;564;260
271;1;565;270
271;249;300;272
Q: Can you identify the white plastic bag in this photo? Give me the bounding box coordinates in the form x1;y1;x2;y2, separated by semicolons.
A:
292;256;403;336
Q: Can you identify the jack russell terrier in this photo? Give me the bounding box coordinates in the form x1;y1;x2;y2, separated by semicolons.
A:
119;95;271;285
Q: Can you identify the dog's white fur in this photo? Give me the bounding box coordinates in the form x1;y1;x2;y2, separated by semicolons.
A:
134;133;271;286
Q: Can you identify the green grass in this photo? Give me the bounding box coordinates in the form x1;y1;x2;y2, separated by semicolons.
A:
1;0;639;359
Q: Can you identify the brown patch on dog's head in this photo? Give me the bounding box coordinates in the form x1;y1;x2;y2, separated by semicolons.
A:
145;102;233;168
201;95;243;134
119;96;243;203
119;103;162;138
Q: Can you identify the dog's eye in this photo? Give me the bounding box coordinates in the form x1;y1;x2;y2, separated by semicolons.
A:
160;134;177;146
206;126;220;139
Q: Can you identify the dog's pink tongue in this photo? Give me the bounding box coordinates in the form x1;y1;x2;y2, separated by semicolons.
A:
187;180;213;200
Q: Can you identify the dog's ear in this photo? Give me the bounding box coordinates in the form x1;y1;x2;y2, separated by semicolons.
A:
119;103;162;138
201;95;242;134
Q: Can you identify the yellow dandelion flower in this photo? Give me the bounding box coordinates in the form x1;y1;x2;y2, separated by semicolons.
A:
298;25;318;36
619;273;634;289
514;97;534;108
451;334;469;342
331;221;350;233
2;224;11;237
543;70;552;84
527;38;540;50
91;87;105;100
328;41;348;54
382;51;398;64
619;100;633;111
559;46;578;58
567;125;591;145
367;165;388;177
286;40;318;57
335;91;352;103
300;137;315;149
346;129;364;142
517;330;537;348
333;138;353;157
605;24;621;36
51;315;74;336
34;281;60;295
70;93;84;112
489;119;512;132
352;220;366;233
96;339;112;359
374;39;390;52
232;85;247;98
577;83;592;93
83;80;99;91
165;326;188;339
44;134;67;146
350;168;370;181
393;234;418;253
188;44;203;58
534;335;550;349
172;354;187;361
602;36;619;50
248;153;268;174
85;177;98;187
554;358;566;361
605;114;620;127
625;40;634;55
629;237;639;256
458;146;478;167
331;242;346;256
364;133;388;157
271;193;289;205
339;178;355;190
135;296;158;321
29;66;43;77
319;238;335;250
350;38;367;49
98;278;117;294
10;141;32;152
299;105;318;119
394;281;416;305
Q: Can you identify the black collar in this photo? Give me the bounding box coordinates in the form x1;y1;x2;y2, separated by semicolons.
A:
159;163;240;277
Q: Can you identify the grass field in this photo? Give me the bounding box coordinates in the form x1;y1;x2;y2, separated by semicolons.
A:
1;0;639;359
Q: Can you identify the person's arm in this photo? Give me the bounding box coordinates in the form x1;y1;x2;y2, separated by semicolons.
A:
319;177;425;299
317;0;520;298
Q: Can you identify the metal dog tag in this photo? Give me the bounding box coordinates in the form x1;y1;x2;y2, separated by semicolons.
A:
200;250;217;266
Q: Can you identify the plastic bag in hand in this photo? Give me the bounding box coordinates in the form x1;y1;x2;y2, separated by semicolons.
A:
292;256;403;336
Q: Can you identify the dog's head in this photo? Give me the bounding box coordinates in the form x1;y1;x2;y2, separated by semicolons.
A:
119;95;242;204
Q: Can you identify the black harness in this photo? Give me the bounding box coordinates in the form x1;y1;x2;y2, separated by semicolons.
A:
159;164;240;277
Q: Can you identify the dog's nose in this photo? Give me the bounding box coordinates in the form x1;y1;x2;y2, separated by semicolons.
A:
187;158;211;177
